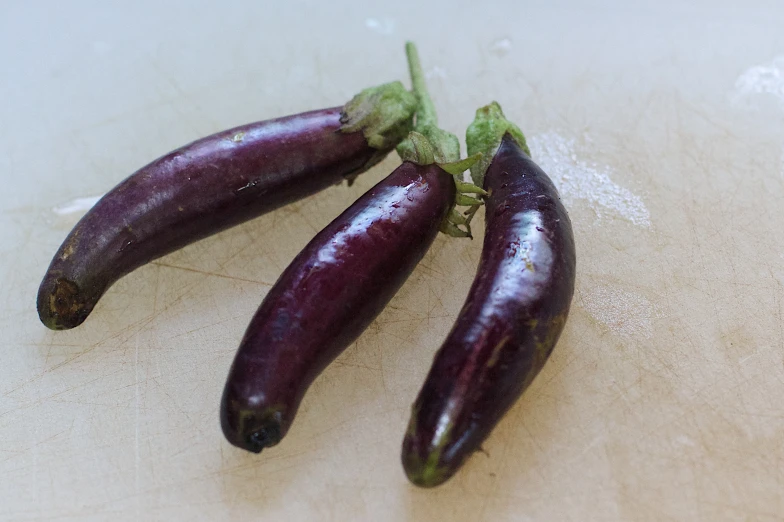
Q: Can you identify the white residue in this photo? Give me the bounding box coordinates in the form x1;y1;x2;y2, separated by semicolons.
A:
733;56;784;106
529;132;651;227
490;37;512;57
365;17;396;35
52;195;102;216
581;286;658;339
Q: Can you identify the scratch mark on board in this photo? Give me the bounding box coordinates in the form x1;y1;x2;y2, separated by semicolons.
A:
151;261;272;286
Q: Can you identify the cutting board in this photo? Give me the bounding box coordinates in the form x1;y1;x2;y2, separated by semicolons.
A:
2;1;783;520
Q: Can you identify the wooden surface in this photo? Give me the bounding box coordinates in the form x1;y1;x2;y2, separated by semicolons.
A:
2;1;783;520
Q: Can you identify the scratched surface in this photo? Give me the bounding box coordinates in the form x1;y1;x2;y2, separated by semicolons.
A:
2;1;784;520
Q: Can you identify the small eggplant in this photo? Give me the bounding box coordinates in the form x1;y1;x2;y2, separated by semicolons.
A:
220;159;456;452
37;82;417;330
221;42;484;453
402;102;576;487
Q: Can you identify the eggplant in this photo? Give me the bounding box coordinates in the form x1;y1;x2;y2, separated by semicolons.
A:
221;42;484;453
402;102;576;487
220;160;455;452
37;82;417;330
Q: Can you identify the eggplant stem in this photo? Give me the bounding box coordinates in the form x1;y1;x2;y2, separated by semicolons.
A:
406;42;437;129
401;42;487;240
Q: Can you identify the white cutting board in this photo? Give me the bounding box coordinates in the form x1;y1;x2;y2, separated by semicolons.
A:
2;1;783;520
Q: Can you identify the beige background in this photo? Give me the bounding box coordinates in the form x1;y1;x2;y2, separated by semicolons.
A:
2;1;784;520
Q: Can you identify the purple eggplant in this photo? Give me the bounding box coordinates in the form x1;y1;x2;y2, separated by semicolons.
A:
221;42;484;453
221;160;455;452
37;82;417;330
402;103;576;487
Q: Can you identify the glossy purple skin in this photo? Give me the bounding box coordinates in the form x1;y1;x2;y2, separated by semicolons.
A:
402;134;576;487
221;162;454;453
37;107;387;330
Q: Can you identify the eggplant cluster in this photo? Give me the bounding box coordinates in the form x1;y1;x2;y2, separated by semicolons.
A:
38;43;575;488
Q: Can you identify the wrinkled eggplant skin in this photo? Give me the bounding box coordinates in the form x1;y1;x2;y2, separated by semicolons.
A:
403;134;576;487
38;107;387;330
221;162;454;453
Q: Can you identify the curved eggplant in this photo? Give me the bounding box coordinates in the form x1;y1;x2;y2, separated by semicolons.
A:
221;42;485;454
402;103;576;487
37;83;416;330
221;161;455;452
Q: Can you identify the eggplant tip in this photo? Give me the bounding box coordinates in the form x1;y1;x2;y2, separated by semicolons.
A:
220;398;286;454
37;277;88;330
246;425;281;453
402;452;452;488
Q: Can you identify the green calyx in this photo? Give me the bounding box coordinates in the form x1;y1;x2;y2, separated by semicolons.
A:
465;101;530;186
396;42;487;238
340;81;418;150
402;131;483;173
398;125;461;164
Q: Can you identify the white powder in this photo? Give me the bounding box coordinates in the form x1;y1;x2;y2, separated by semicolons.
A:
580;286;658;339
529;132;651;227
733;57;784;177
733;56;784;106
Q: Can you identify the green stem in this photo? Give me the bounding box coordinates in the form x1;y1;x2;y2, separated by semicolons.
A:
406;42;437;129
397;42;460;164
397;42;487;239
